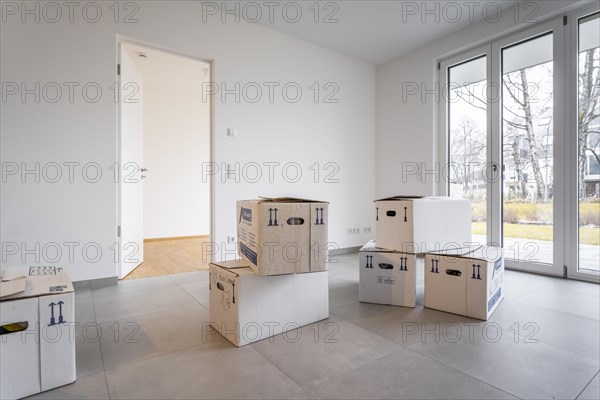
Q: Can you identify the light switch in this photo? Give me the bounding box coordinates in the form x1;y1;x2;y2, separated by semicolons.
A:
227;128;236;137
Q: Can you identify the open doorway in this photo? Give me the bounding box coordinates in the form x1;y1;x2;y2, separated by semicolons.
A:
118;41;211;280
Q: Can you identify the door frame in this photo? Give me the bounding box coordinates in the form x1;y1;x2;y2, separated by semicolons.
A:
439;18;577;278
439;44;493;248
565;4;600;283
115;37;215;279
490;18;565;277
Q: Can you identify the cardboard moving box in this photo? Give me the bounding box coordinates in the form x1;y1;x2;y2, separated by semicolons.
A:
358;240;420;307
424;246;504;320
0;266;76;400
209;260;329;346
237;197;328;275
375;196;472;253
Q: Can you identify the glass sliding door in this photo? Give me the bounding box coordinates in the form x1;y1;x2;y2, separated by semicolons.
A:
576;12;600;275
442;20;564;276
442;8;600;279
446;55;489;245
500;33;555;266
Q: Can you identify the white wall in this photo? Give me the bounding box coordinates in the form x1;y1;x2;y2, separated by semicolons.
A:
375;0;585;198
124;44;211;239
0;1;375;281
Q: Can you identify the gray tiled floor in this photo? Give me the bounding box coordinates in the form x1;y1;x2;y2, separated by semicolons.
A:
28;253;600;400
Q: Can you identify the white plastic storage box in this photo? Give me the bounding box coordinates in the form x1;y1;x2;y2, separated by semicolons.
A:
209;260;329;346
375;196;472;253
424;246;504;320
0;266;76;400
237;197;328;275
358;240;420;307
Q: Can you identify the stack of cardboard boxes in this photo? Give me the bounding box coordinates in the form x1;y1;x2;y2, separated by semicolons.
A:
360;195;505;320
209;198;330;346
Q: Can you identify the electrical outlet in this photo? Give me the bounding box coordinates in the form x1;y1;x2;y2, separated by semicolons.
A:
363;226;372;234
347;227;360;234
227;235;236;244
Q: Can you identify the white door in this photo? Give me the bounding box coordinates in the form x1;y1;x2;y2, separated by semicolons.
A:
119;44;144;279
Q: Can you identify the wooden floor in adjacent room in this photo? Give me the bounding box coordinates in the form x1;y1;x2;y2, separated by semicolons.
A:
123;236;210;280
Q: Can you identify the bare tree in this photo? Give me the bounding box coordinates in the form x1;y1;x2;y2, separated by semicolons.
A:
578;47;600;198
455;62;554;203
502;68;551;202
450;117;486;197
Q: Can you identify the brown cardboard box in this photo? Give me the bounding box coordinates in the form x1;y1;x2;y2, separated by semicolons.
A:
424;246;504;320
237;197;328;275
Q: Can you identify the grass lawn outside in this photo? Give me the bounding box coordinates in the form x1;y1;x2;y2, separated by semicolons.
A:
472;221;600;246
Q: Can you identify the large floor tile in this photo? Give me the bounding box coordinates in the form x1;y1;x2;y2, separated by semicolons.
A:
409;328;600;399
26;372;109;400
75;296;96;325
99;304;218;370
92;275;175;298
490;299;600;360
92;285;198;323
75;325;105;378
179;280;209;305
168;270;210;286
105;342;306;399
502;270;554;300
544;278;600;298
515;285;600;320
251;317;400;390
333;299;486;347
579;372;600;400
328;279;360;310
310;348;516;399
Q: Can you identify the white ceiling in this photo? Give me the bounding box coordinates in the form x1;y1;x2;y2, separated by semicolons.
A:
251;0;518;64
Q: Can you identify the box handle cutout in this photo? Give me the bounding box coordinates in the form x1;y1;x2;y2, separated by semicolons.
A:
287;218;304;225
216;282;225;291
386;211;396;217
378;263;394;270
0;321;29;335
445;269;462;277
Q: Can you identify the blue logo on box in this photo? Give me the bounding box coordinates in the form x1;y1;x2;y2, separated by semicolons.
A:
488;288;502;311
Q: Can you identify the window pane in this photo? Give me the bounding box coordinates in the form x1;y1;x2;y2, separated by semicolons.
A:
448;56;487;245
578;12;600;273
501;33;554;265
